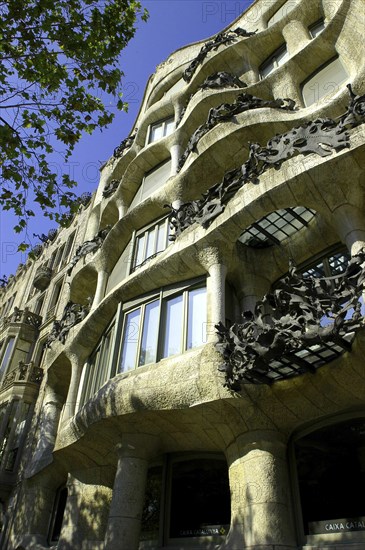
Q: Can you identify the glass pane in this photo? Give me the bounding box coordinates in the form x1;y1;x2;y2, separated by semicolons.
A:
187;288;207;349
276;47;289;66
310;20;325;38
164;118;175;137
120;309;141;372
145;228;156;260
134;235;145;268
169;459;230;538
156;221;167;253
139;300;159;366
260;59;275;78
302;58;349;106
0;337;15;377
161;295;183;358
140;466;163;542
149;122;164;143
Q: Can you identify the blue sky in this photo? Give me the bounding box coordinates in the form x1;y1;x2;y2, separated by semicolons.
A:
0;0;254;277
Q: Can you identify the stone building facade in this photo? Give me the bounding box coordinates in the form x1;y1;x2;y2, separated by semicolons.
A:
0;0;365;548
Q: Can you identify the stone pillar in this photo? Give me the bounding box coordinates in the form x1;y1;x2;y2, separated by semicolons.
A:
61;354;84;422
25;386;64;477
237;273;272;315
170;143;183;175
223;431;296;550
332;204;365;255
91;269;109;310
282;20;310;56
207;262;227;343
116;199;127;220
104;435;159;550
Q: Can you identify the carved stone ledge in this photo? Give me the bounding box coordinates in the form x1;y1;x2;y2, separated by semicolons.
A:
1;361;43;390
33;266;53;291
216;251;365;390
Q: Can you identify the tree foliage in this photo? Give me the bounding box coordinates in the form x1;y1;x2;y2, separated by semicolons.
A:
0;0;148;243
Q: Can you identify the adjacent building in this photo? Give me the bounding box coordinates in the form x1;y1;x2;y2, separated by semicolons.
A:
0;0;365;548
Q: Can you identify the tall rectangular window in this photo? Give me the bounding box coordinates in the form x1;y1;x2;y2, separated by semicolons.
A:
131;217;170;272
0;337;15;379
129;160;172;210
79;321;116;407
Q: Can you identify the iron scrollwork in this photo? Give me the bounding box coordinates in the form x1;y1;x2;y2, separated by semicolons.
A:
183;28;256;83
169;86;365;237
216;252;365;390
177;93;296;172
67;225;111;276
113;129;138;159
103;178;120;198
45;300;90;347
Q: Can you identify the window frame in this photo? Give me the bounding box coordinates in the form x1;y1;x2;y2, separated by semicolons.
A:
117;277;207;374
147;116;175;145
259;44;289;80
309;18;325;39
0;336;16;381
130;215;171;273
78;317;117;408
129;159;172;210
301;55;349;107
140;453;230;548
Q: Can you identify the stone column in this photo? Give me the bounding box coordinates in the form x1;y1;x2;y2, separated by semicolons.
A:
282;20;310;56
104;435;159;550
223;431;296;550
207;262;227;343
61;354;84;422
237;273;272;314
170;143;183;175
332;203;365;255
115;199;127;220
91;269;109;310
25;386;64;477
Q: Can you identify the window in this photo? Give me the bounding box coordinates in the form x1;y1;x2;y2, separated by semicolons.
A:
118;281;206;373
164;78;185;99
294;417;365;537
63;231;76;266
79;321;116;407
302;57;349;107
309;18;325;38
0;400;31;472
0;337;15;380
129;160;172;210
259;45;289;79
131;217;170;272
46;278;64;320
49;485;68;544
140;455;230;546
147;117;174;144
267;0;299;27
238;207;316;248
